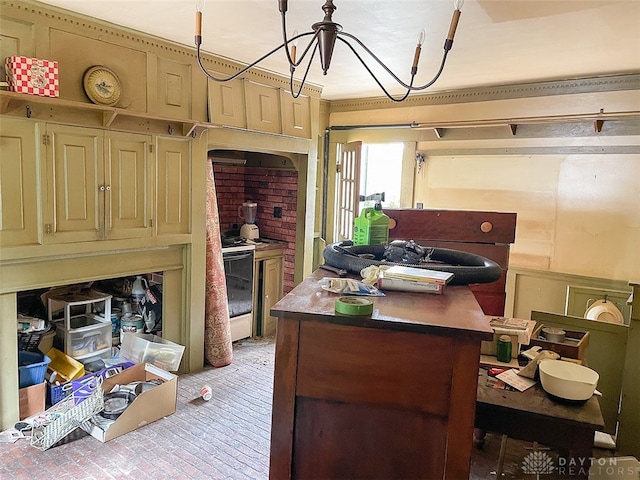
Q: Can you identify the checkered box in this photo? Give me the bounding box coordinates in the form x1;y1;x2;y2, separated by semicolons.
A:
4;56;59;97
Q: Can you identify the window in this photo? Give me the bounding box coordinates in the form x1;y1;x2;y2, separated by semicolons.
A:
358;143;404;212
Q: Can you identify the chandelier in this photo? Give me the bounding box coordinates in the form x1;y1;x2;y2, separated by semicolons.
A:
194;0;464;102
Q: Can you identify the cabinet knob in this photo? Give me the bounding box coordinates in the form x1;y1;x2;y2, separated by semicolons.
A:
99;185;105;191
105;185;111;191
480;221;493;233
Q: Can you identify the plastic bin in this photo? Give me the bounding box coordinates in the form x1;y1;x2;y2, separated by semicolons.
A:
18;351;51;388
46;347;85;383
120;333;184;371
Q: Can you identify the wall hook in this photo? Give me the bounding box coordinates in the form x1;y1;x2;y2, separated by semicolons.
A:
415;152;425;173
25;105;31;118
167;125;174;135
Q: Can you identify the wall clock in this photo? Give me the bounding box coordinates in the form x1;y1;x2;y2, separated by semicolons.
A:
83;65;122;106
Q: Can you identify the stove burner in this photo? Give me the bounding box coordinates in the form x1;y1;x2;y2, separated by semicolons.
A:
222;236;250;247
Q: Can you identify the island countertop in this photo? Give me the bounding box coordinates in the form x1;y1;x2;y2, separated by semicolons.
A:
270;269;494;340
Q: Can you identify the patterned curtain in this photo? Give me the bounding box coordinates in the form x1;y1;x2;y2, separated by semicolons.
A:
204;160;233;367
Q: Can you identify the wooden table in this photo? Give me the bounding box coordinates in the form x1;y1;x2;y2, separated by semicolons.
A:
475;368;605;479
269;270;493;480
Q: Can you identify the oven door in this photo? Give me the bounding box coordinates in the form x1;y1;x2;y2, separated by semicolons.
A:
222;249;254;319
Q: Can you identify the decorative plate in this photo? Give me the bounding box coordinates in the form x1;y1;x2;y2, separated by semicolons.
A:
584;299;624;324
83;65;122;106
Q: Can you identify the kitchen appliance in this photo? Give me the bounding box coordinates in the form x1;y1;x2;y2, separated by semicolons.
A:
221;242;255;341
238;202;259;240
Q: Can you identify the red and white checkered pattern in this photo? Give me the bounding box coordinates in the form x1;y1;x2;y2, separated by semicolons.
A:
4;56;59;98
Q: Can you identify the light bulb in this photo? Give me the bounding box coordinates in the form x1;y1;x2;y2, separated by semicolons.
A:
416;29;426;46
290;29;298;64
453;0;464;10
195;0;205;42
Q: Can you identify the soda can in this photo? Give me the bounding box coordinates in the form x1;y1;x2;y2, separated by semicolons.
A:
200;385;212;401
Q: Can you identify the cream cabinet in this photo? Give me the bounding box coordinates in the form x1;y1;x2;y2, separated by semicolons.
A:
0;118;40;246
206;79;311;138
42;125;153;244
155;136;192;235
253;247;284;337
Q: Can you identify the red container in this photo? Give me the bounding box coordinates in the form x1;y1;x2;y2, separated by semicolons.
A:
5;56;59;97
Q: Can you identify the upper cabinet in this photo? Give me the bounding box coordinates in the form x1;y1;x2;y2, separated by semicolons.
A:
0;120;192;250
155;137;192;236
42;125;153;244
208;78;311;138
0;118;40;247
208;76;247;129
105;132;154;240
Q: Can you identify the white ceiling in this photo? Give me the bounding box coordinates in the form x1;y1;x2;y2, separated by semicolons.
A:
36;0;640;100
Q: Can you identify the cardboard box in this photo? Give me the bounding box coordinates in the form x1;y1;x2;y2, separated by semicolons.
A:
19;381;46;420
81;362;176;442
4;56;59;97
49;361;134;406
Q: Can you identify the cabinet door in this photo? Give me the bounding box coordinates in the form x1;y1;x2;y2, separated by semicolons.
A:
0;118;40;246
244;80;281;134
280;91;310;138
208;76;246;128
156;136;191;235
261;256;283;336
44;124;103;244
105;132;153;239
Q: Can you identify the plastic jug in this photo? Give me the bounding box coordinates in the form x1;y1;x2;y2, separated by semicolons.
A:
353;206;390;246
131;275;149;305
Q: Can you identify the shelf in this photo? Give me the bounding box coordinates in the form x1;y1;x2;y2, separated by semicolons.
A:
0;90;212;137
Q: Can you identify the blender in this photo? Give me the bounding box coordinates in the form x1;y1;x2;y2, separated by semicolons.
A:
238;201;259;240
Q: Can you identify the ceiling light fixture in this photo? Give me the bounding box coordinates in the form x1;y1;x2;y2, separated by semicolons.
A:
194;0;464;102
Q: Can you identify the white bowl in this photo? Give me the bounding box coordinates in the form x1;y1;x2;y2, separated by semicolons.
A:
538;360;599;401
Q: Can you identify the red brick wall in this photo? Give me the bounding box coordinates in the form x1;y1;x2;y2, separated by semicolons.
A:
213;165;298;293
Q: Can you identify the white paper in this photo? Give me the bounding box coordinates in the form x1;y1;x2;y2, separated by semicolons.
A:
496;369;537;392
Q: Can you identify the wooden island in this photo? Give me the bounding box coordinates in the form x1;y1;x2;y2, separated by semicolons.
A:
268;269;494;480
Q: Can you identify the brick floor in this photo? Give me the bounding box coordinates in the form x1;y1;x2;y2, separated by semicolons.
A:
2;336;616;479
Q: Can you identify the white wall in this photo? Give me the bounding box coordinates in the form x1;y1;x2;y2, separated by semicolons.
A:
414;153;640;282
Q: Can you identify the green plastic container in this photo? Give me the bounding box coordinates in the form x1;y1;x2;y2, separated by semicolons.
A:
353;206;390;246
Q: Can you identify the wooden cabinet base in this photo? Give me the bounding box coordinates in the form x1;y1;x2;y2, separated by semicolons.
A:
268;278;491;480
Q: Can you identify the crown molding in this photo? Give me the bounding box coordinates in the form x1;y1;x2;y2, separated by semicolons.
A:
329;74;640;113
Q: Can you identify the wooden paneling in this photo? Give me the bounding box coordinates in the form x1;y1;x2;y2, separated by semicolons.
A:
280;91;310;138
296;321;453;416
149;56;192;119
269;317;300;480
0;118;39;246
45;124;102;243
156;136;191;235
105;132;153;239
386;208;516;244
292;397;447;480
49;30;147;109
245;80;281;134
208;76;246;128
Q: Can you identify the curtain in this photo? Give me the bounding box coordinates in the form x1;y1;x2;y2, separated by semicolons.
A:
204;160;233;367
